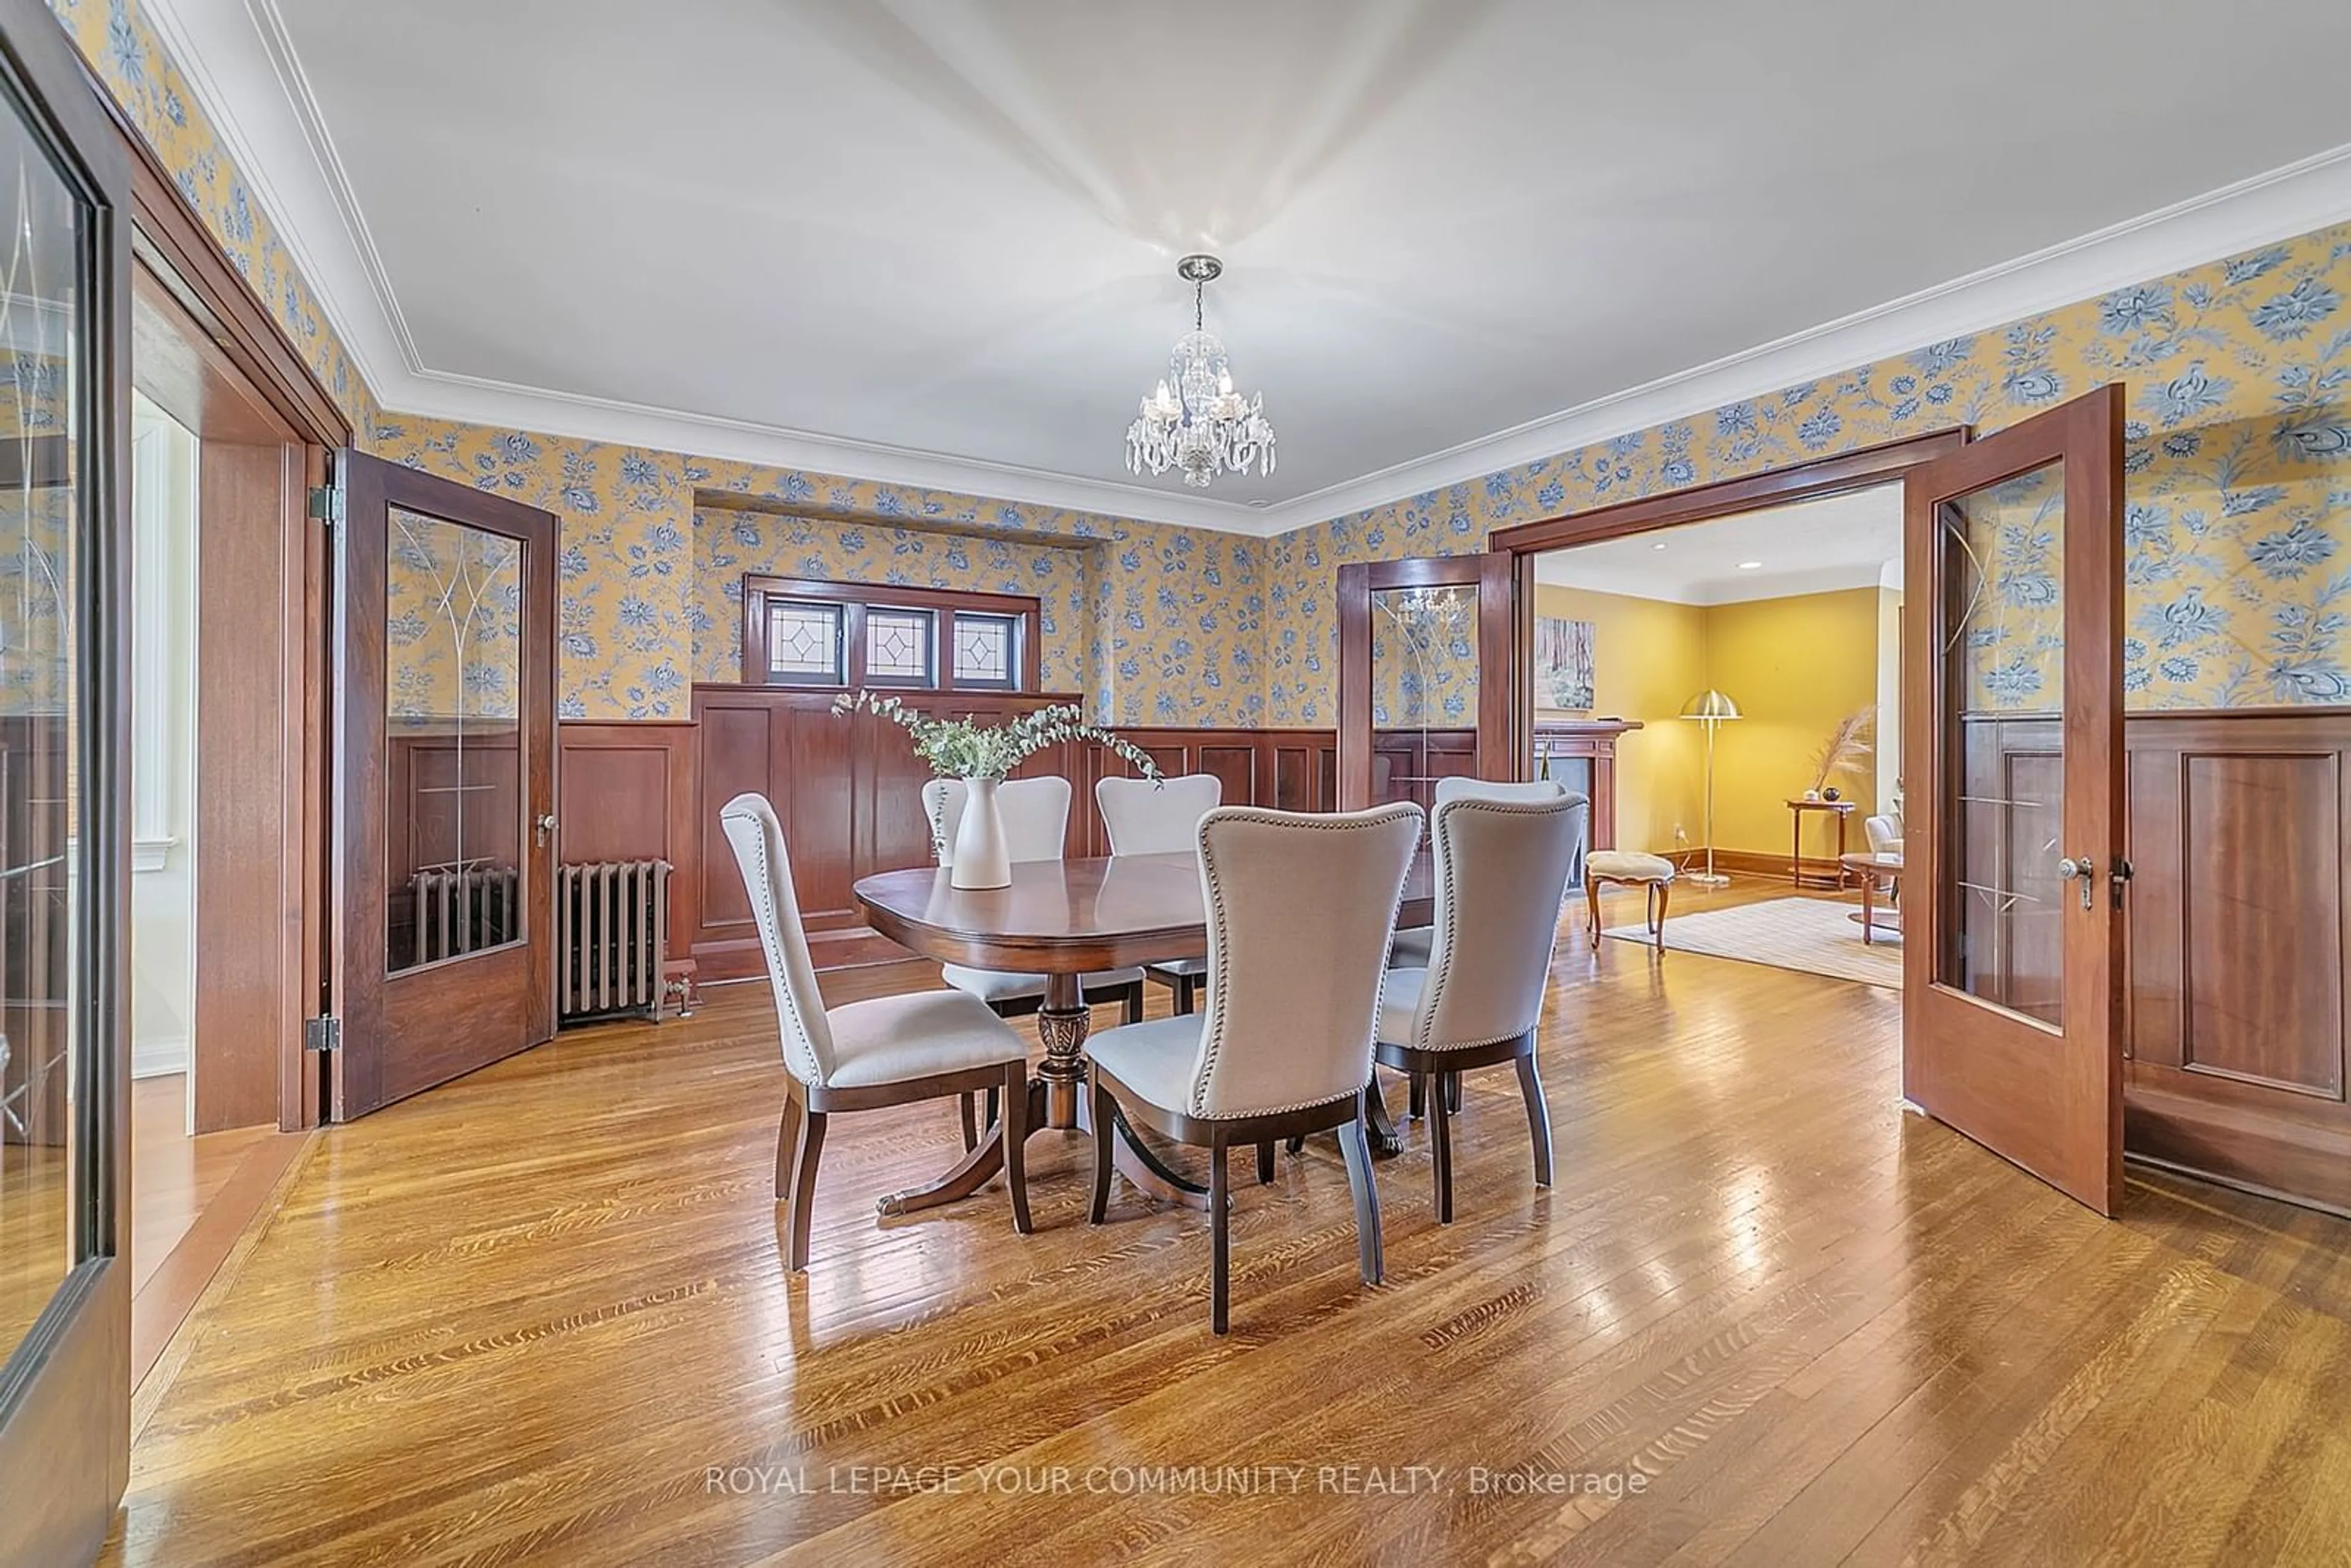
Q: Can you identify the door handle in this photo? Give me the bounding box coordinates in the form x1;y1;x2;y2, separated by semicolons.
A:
2057;854;2096;911
536;812;558;847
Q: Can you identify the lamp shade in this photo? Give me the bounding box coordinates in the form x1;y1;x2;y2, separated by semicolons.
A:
1679;689;1741;721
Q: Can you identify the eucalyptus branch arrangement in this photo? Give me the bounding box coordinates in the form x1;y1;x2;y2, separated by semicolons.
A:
1809;707;1876;797
831;691;1163;783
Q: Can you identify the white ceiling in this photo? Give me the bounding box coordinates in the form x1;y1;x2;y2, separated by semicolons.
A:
1533;485;1902;605
148;0;2351;533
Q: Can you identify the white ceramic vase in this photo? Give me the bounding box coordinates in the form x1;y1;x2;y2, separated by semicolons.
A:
949;775;1013;890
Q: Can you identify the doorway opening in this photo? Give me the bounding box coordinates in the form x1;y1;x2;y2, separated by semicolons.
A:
1527;484;1907;989
122;257;326;1387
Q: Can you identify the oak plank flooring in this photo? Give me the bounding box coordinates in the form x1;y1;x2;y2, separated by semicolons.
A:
101;881;2351;1566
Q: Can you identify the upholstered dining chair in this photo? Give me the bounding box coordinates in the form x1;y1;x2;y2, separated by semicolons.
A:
923;776;1147;1026
1389;778;1567;970
1084;803;1422;1334
1377;789;1587;1223
719;792;1032;1270
1096;772;1223;1013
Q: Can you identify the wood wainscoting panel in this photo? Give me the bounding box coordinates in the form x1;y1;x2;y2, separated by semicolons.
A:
557;722;699;989
2122;710;2351;1215
2178;751;2344;1098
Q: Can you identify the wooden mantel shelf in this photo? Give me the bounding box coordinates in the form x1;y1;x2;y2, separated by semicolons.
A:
1533;717;1644;736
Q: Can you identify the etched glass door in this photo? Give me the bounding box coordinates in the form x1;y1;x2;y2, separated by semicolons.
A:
1902;386;2125;1214
0;2;135;1558
333;452;557;1117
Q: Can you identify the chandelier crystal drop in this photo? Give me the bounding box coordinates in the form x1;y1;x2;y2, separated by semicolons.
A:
1125;254;1275;489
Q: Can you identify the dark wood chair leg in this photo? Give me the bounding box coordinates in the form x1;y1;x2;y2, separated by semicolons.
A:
1428;1069;1454;1225
785;1108;827;1271
1174;974;1197;1015
1257;1139;1275;1184
958;1092;978;1153
1444;1070;1463;1114
1209;1139;1231;1335
1653;880;1671;950
774;1090;803;1200
1088;1078;1115;1224
1122;980;1145;1026
1284;1133;1305;1155
1002;1061;1032;1234
1586;876;1603;950
1515;1050;1553;1187
1408;1071;1427;1119
1340;1110;1384;1285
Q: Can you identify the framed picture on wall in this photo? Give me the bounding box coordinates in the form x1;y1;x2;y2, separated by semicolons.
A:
1534;615;1595;711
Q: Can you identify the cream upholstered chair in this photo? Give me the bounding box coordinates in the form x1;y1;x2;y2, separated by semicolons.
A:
1084;803;1422;1334
1864;813;1904;858
923;776;1146;1026
1096;772;1223;1013
1584;849;1676;951
1389;778;1567;969
719;793;1032;1270
1378;790;1588;1222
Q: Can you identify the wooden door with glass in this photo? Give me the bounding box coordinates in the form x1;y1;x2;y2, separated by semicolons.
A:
0;0;134;1558
1901;383;2126;1215
331;452;558;1118
1337;554;1518;811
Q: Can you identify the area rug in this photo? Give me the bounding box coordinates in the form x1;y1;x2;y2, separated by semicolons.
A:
1603;896;1902;989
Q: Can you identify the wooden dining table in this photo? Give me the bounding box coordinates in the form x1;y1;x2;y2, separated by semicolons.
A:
854;850;1434;1214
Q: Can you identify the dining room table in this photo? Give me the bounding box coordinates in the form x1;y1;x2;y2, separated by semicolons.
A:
853;849;1434;1214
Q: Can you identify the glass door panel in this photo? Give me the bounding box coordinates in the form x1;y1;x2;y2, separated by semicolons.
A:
0;1;135;1557
1937;461;2067;1027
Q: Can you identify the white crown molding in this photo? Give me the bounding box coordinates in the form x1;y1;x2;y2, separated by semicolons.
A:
139;0;2351;541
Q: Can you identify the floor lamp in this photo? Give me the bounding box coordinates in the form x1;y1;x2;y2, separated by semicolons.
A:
1680;689;1740;887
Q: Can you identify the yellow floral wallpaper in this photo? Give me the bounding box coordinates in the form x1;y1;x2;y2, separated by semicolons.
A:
692;500;1098;694
48;0;378;440
1264;224;2351;723
53;0;2351;734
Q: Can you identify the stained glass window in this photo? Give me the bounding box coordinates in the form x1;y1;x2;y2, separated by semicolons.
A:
765;601;845;685
953;612;1018;689
865;609;934;686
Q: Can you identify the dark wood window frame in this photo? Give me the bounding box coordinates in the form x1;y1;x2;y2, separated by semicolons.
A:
740;575;1043;693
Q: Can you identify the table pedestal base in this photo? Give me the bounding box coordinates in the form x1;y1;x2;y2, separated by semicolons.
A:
879;973;1212;1215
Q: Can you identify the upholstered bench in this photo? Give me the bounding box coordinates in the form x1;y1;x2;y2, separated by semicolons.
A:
1584;850;1676;951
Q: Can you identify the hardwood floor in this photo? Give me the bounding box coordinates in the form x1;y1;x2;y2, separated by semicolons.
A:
103;882;2351;1566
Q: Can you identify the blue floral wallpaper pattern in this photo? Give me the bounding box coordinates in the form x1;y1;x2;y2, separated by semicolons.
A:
53;0;2351;730
1263;225;2351;723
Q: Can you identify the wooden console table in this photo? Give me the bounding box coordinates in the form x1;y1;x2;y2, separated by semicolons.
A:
1787;798;1858;888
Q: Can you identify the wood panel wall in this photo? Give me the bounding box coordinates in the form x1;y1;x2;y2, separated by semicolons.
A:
2120;711;2351;1214
548;698;2351;1212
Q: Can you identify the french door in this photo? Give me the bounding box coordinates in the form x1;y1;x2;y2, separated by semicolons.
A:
1336;554;1519;811
331;452;558;1117
1901;384;2126;1215
0;0;133;1558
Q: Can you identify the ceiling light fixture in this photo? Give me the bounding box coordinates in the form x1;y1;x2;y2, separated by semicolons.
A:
1652;541;1668;550
1126;255;1275;490
1737;560;1763;570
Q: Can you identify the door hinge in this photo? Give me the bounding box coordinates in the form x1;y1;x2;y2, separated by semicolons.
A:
307;485;343;527
304;1015;341;1054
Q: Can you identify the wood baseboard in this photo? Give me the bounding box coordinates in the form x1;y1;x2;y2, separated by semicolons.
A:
1668;847;1850;885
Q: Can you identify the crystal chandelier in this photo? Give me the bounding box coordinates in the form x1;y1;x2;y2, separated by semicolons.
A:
1125;254;1275;489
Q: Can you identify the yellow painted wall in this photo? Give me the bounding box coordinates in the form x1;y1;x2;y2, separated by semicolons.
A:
1532;584;1704;856
1701;588;1883;857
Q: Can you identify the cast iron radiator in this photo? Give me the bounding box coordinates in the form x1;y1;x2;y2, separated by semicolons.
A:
556;859;673;1023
